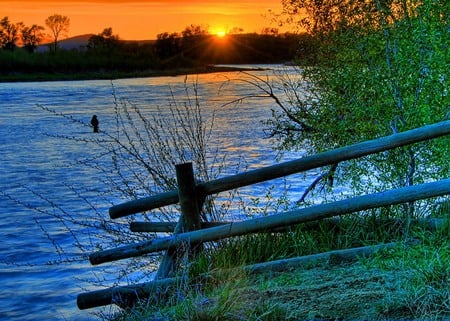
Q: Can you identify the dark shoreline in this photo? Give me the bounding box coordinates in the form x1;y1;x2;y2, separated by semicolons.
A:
0;65;267;83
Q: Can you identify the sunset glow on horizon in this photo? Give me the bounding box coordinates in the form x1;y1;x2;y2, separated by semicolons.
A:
1;0;287;40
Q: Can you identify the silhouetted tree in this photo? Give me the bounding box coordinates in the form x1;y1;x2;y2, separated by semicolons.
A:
181;24;208;38
87;27;120;52
155;32;181;58
21;24;45;53
181;24;209;61
0;16;22;50
45;14;70;52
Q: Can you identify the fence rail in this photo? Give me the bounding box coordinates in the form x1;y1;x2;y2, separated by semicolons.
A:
90;179;450;265
78;120;450;310
110;120;450;219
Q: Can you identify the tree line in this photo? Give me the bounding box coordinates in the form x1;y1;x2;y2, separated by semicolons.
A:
0;15;312;76
0;14;69;53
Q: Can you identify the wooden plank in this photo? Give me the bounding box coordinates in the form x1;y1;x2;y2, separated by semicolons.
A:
109;121;450;219
130;221;230;233
90;178;450;265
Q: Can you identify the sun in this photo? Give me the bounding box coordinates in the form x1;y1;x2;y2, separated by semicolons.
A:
216;30;226;38
211;27;227;38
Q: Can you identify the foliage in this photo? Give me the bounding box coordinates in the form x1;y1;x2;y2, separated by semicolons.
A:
0;16;44;53
155;30;307;65
21;24;45;53
266;0;450;210
0;30;308;78
0;16;22;50
45;14;70;52
87;28;120;52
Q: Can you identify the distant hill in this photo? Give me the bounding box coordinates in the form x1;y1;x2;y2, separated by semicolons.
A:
37;34;155;52
59;34;94;50
37;34;93;52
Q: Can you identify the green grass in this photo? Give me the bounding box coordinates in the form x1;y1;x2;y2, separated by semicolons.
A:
107;202;450;321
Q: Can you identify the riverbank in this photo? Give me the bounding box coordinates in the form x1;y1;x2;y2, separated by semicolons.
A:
111;216;450;321
0;65;265;83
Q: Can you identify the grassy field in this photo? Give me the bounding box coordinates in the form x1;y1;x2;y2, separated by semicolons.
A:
107;203;450;321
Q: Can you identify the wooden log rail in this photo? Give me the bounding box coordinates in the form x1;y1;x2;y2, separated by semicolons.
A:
78;242;398;310
130;218;447;233
90;178;450;265
109;120;450;219
130;221;230;233
78;121;450;310
78;218;446;309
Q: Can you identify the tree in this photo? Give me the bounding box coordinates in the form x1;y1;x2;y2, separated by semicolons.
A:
180;24;209;61
21;24;45;53
0;16;22;50
87;27;119;52
266;0;449;212
155;32;181;59
261;27;279;35
45;14;70;52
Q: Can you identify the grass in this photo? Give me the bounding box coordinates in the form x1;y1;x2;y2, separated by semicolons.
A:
107;201;450;321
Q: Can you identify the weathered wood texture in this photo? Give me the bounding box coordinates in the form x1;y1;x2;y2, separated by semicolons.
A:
155;163;202;279
109;121;450;219
90;178;450;265
130;221;230;233
78;216;447;309
78;242;398;309
77;277;178;310
176;163;202;232
244;242;398;274
131;217;448;233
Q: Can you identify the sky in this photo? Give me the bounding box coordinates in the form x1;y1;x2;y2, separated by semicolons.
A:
1;0;288;40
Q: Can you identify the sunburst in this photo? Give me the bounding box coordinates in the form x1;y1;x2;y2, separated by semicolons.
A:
216;30;226;38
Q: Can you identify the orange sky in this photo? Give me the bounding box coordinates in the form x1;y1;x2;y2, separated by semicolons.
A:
1;0;287;40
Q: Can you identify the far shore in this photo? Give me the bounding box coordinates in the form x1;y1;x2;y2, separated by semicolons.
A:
0;65;269;83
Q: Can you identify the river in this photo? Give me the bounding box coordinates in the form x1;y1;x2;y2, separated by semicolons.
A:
0;65;316;320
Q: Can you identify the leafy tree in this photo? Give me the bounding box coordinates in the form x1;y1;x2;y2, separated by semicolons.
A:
0;16;22;50
181;24;208;38
267;0;449;212
21;24;45;53
155;32;181;59
180;24;209;60
45;14;70;52
87;27;120;53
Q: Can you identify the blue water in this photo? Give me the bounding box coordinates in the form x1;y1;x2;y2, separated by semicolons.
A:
0;66;312;320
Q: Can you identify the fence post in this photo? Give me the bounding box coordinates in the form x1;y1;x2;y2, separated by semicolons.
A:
176;162;202;232
155;162;203;279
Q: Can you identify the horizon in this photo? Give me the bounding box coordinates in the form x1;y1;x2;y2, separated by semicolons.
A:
1;0;291;41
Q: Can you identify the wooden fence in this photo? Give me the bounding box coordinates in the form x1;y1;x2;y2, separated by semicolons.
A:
77;120;450;310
